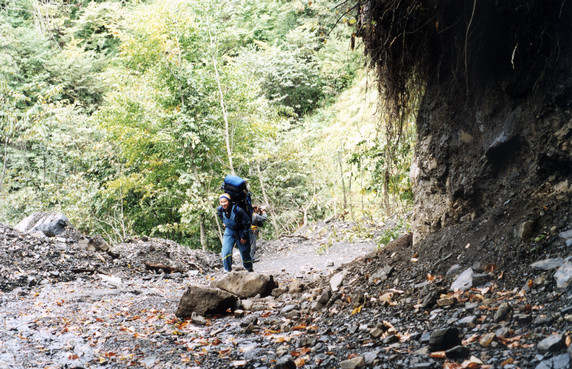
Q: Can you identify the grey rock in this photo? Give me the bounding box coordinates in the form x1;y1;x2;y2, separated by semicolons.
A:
457;316;476;327
318;287;332;305
367;266;393;284
516;220;536;240
191;312;207;325
98;274;122;288
15;213;70;238
446;264;463;277
533;314;554;326
471;261;487;273
537;333;566;354
559;229;572;239
428;327;461;352
288;280;306;293
534;354;570;369
330;271;347;291
362;351;378;365
445;345;470;360
531;258;565;271
340;356;365;369
175;285;238;318
451;268;473;291
280;304;298;314
554;261;572;289
213;272;277;298
495;327;512;339
275;357;296;369
494;302;511;322
472;273;490;287
514;313;532;325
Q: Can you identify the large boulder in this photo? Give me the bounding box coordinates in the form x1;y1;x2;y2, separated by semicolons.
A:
212;272;277;298
15;212;70;237
175;285;238;318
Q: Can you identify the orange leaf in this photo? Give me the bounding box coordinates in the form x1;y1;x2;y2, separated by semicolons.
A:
294;358;305;367
300;348;311;355
427;273;435;282
501;357;513;366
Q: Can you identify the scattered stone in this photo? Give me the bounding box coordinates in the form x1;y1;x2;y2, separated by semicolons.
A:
516;220;536;240
446;264;463;277
191;312;207;325
531;258;565;271
317;286;332;305
367;266;393;284
445;345;470;360
479;333;495;347
15;212;70;237
534;353;570;369
451;268;473;291
428;328;461;352
457;316;476;327
275;357;296;369
494;302;511;322
288;280;306;293
554;261;572;289
559;229;572;239
330;271;347;291
175;285;238;318
99;274;122;288
340;356;365;369
437;296;455;307
537;333;566;354
213;271;277;298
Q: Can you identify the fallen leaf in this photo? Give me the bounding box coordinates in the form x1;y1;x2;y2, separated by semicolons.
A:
485;264;498;272
500;357;513;366
430;351;446;359
351;305;363;315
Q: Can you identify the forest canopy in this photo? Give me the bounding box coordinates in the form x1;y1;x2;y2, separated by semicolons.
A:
0;0;414;249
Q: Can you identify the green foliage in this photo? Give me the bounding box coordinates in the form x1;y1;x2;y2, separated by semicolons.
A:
0;0;411;252
377;216;410;248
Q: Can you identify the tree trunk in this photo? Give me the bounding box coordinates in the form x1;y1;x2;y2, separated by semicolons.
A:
208;27;234;175
256;162;279;239
337;147;347;214
199;215;206;251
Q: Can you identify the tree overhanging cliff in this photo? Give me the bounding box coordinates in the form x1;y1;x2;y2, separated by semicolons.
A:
356;0;572;266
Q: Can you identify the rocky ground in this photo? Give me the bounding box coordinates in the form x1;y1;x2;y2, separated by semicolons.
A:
0;214;571;369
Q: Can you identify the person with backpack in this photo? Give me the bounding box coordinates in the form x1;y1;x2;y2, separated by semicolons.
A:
217;193;253;272
249;205;267;261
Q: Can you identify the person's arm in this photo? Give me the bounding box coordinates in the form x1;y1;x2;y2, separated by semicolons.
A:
217;206;223;223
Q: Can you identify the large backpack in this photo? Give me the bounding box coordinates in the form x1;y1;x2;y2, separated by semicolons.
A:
221;175;253;221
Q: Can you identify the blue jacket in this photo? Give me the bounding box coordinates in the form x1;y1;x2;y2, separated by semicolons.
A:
217;205;251;241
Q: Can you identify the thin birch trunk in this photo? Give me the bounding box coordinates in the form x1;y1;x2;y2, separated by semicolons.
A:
338;148;347;214
256;162;278;238
207;25;234;175
0;135;9;193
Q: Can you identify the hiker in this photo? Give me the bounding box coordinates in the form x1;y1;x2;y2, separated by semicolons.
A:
249;205;267;261
217;193;253;272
